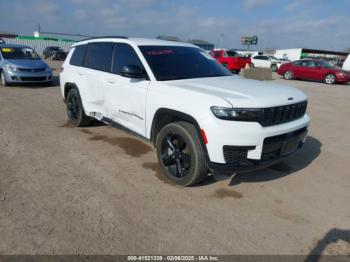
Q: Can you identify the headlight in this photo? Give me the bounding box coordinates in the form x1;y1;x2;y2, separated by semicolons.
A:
211;106;264;121
5;64;18;72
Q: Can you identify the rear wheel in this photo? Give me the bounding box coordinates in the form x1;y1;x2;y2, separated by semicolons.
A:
324;74;336;84
156;121;208;186
271;64;278;72
66;88;91;127
284;70;294;80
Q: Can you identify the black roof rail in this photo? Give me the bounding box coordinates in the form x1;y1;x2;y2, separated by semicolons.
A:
79;36;128;42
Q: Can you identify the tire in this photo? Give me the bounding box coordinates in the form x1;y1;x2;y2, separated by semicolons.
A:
66;88;91;127
324;74;336;85
1;71;9;87
156;121;208;186
284;70;294;80
271;64;278;72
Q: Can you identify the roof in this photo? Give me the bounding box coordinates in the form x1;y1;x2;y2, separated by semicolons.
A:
156;35;181;42
187;39;214;45
73;37;195;48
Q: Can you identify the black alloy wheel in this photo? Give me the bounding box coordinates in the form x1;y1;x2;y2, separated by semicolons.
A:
160;133;191;178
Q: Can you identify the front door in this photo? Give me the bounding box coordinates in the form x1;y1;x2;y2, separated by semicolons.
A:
104;43;150;136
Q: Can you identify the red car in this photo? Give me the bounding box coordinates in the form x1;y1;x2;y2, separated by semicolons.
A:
277;59;350;84
210;49;251;74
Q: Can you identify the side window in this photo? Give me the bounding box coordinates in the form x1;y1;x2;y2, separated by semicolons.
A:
214;52;220;58
293;60;302;66
112;43;144;75
70;45;87;66
262;56;269;60
305;61;317;67
84;42;114;72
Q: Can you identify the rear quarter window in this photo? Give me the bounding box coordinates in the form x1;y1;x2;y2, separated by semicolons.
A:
69;45;87;66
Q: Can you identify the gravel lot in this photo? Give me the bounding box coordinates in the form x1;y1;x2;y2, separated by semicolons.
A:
0;60;349;255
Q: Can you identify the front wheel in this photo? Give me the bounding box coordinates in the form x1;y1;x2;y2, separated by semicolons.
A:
156;121;208;186
66;88;91;127
284;70;294;80
1;71;9;86
324;74;336;84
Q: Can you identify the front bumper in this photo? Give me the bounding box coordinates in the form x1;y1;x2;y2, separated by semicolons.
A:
3;69;53;83
200;113;310;171
336;74;350;83
208;126;308;173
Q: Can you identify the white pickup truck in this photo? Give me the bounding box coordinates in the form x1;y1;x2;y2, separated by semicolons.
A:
60;37;310;186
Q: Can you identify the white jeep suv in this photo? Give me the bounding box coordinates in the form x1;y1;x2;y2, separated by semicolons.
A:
60;37;310;186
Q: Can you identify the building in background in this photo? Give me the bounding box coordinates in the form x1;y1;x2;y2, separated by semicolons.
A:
275;48;349;66
187;39;214;51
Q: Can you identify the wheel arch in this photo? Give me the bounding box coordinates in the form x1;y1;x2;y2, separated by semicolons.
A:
64;82;78;101
150;108;208;156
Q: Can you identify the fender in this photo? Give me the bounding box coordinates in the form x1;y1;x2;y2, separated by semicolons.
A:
150;108;210;160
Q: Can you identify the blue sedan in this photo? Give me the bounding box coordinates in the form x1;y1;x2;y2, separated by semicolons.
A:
0;44;53;86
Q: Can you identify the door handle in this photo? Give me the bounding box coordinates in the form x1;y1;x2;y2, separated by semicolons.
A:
78;73;84;76
107;80;116;84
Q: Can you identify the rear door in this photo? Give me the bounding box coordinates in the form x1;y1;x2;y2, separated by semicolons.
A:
82;42;114;117
104;43;150;136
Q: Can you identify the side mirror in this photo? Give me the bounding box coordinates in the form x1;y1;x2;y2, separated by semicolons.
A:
120;65;146;79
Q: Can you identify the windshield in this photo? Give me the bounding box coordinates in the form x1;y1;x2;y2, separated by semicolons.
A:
51;47;64;51
139;46;231;81
1;47;40;60
226;51;240;57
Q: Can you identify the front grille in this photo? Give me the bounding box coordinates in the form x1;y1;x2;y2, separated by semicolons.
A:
20;77;47;81
260;101;307;127
18;68;46;72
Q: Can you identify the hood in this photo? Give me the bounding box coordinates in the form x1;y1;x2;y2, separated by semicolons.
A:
5;59;48;69
164;76;307;108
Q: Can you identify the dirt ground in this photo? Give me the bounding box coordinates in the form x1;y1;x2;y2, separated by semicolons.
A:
0;60;349;255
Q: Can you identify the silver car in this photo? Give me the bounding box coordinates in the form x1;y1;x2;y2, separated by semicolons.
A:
0;44;53;86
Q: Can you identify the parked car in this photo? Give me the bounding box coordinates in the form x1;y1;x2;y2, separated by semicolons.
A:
43;46;67;60
342;55;350;71
0;44;53;86
0;38;5;44
210;49;251;73
60;37;310;186
251;55;285;72
278;59;350;84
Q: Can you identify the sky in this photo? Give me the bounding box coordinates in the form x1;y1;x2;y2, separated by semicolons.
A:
0;0;349;51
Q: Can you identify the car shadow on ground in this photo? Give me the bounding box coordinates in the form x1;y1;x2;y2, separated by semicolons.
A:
201;136;322;187
305;228;350;261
